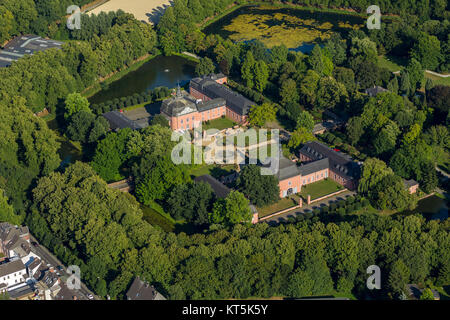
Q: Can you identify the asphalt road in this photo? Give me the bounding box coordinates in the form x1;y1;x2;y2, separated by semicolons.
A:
29;234;99;300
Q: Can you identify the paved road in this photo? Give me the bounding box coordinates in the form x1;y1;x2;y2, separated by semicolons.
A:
29;234;98;300
261;190;356;224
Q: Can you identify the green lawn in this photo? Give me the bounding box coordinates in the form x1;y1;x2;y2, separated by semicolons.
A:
377;55;405;72
257;197;297;217
141;205;175;232
203;117;237;131
299;178;344;201
189;164;236;179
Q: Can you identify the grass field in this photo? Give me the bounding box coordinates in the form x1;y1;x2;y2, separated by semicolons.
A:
299;178;343;201
189;164;236;179
203;117;237;131
257;197;297;217
378;55;450;87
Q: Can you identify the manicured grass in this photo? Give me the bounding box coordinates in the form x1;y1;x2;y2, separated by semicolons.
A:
203;117;237;131
257;197;297;218
298;178;344;201
189;164;236;179
141;205;175;232
424;72;450;86
377;55;404;72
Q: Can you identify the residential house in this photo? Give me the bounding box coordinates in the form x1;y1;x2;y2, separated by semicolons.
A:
0;260;28;293
404;179;419;194
126;277;166;300
160;85;227;131
0;223;39;266
189;74;255;124
365;85;388;97
298;141;360;190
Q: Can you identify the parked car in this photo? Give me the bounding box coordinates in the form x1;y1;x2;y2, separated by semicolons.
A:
31;241;39;247
87;294;94;300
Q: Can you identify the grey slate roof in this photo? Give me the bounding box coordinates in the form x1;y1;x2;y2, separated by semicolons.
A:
194;175;231;199
0;35;64;67
404;179;419;188
299;141;359;180
276;157;300;181
0;260;26;278
298;158;329;176
190;75;255;116
160;93;197;117
102;110;144;131
126;277;166;300
365;86;388;97
196;98;226;112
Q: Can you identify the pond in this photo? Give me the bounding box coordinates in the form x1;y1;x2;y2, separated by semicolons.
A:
88;55;197;105
399;195;448;221
203;5;365;52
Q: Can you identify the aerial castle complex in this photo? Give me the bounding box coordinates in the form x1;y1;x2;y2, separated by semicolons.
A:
161;74;255;131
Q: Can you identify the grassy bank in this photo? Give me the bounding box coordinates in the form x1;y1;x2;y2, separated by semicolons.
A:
82;53;160;99
299;179;344;201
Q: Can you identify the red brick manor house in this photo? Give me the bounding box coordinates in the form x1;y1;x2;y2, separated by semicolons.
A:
161;73;255;131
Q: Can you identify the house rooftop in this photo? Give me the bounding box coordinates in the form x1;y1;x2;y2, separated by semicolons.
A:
0;259;26;278
404;179;419;188
0;35;64;67
190;76;255;116
298;158;329;176
365;85;388;97
102;110;143;131
299;141;359;180
194;175;231;199
126;276;166;300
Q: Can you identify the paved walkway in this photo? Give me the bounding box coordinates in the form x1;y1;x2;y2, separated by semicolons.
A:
262;190;356;225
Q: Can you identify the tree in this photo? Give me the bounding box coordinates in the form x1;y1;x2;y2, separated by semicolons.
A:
299;70;320;107
371;174;417;211
400;71;412;96
419;162;438;194
0;7;14;43
223;191;251;225
253;60;269;93
373;121;400;155
358;158;393;195
388;259;410;298
66;111;109;144
405;58;424;92
280;78;299;106
247;103;277;127
167;181;214;225
195;57;215;76
346;117;364;146
410;32;442;70
288;127;316;149
0;189;22;225
296;110;315;132
420;288;435;300
236;165;280;207
316;77;348;111
150;114;170;127
91;129;132;182
241;51;256;89
134;154;190;205
64;93;91;119
308;45;333;76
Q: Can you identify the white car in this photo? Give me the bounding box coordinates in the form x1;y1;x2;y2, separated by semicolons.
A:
87;294;94;300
